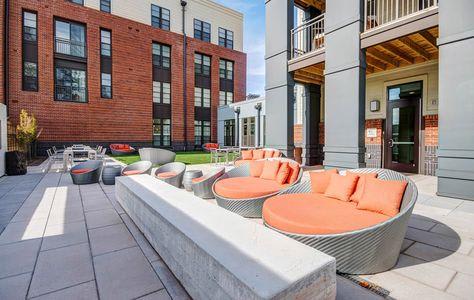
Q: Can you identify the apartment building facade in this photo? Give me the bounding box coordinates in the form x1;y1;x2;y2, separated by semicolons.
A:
1;0;246;153
265;0;474;200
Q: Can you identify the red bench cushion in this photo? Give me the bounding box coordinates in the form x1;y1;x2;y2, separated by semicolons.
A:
71;168;93;174
214;177;288;199
123;170;143;176
157;171;177;179
263;193;390;235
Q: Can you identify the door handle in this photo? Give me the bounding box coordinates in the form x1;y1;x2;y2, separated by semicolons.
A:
388;139;394;148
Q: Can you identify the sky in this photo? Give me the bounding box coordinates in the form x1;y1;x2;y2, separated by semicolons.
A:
215;0;265;97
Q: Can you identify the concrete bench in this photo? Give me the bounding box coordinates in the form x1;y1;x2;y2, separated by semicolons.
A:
116;175;336;300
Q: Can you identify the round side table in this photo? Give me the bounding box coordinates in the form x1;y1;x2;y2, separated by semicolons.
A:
183;170;203;191
102;165;122;185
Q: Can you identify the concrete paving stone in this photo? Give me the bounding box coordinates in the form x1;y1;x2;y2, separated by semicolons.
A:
31;280;98;300
10;205;51;223
89;223;136;256
405;242;474;276
46;207;85;226
446;273;474;299
392;254;456;290
429;223;474;240
400;239;415;252
408;216;437;231
82;197;113;212
151;260;190;300
28;243;94;298
41;221;88;251
0;201;22;211
405;227;473;254
0;218;47;245
0;239;41;279
336;276;382;300
94;246;163;300
85;208;122;229
451;201;474;214
423;196;463;210
138;289;172;300
0;272;31;300
121;214;161;262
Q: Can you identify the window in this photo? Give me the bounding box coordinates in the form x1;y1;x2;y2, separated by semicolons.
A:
194;19;211;42
101;73;111;98
218;28;233;49
69;0;84;4
219;91;233;106
194;120;211;146
194;87;210;108
55;20;86;58
224;119;235;146
100;29;111;56
22;11;38;91
153;119;171;147
152;43;171;69
194;53;211;76
100;29;112;98
153;82;171;104
219;60;233;80
55;66;87;102
151;4;170;30
100;0;111;13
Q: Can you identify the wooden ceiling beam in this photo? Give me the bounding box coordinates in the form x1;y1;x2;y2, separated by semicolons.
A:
418;31;438;49
366;65;375;74
367;48;399;67
378;43;415;64
295;0;325;11
366;56;387;71
399;36;432;60
303;65;324;76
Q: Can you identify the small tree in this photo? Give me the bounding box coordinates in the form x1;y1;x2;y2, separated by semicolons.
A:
16;109;38;158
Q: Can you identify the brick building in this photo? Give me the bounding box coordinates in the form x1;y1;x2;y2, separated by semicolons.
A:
1;0;246;154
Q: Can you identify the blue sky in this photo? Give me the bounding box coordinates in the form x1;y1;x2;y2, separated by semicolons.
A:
215;0;265;96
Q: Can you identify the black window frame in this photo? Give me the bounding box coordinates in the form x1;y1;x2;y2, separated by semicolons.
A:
219;91;234;106
224;119;235;146
153;118;172;147
54;18;87;59
151;4;170;31
69;0;84;5
153;81;171;104
100;28;112;98
219;59;233;80
194;53;211;77
100;0;111;13
218;27;234;49
22;10;38;92
194;120;211;146
194;19;211;42
194;87;211;108
152;43;171;69
54;62;88;103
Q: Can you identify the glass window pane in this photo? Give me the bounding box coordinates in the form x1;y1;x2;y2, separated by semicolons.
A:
24;12;37;28
56;21;70;40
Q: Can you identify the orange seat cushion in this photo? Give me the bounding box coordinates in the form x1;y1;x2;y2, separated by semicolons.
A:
357;178;408;217
263;193;390;235
253;149;265;160
214;177;288;199
71;168;93;174
272;150;281;158
324;173;360;202
287;163;300;184
249;160;265;177
192;177;205;183
241;150;253;160
348;172;378;203
264;150;274;158
310;169;338;194
276;162;290;184
123;170;143;176
260;160;281;180
157;171;177;179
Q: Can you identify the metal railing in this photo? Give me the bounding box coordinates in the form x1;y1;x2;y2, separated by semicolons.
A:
55;38;86;58
365;0;438;31
291;14;325;59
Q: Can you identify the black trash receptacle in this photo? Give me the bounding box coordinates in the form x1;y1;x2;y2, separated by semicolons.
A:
5;151;27;175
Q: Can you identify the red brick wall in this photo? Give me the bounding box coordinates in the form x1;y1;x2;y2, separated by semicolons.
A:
293;124;302;145
318;122;324;145
365;119;383;145
8;0;246;146
424;115;438;146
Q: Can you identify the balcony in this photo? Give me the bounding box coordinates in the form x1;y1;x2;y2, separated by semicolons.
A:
364;0;438;32
291;14;325;59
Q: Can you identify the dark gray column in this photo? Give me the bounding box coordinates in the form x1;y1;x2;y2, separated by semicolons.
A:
302;84;321;166
265;0;295;157
323;0;366;169
437;1;474;200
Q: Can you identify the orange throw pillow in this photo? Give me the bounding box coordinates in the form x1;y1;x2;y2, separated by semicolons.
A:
241;150;253;160
253;149;265;160
357;178;408;217
286;163;300;184
264;150;274;158
249;160;265;177
348;172;378;203
276;162;290;184
260;160;281;180
324;173;360;202
310;169;338;194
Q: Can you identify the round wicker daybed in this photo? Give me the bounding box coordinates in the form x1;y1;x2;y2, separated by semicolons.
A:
212;158;303;218
110;144;136;156
262;168;418;275
233;148;282;167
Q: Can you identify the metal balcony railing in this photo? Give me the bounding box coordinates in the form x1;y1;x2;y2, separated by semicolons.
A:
55;38;86;58
365;0;438;31
291;14;325;59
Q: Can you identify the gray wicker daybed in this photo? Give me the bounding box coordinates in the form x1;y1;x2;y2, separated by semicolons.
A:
262;168;418;275
154;162;186;188
192;167;225;199
212;158;303;218
70;160;103;185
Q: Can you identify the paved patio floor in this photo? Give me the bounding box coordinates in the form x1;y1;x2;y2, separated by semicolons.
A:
0;160;473;299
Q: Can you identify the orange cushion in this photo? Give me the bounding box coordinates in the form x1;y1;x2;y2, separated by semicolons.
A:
357;178;408;217
157;171;177;179
348;172;378;203
253;149;265;160
263;193;390;235
192;177;205;183
286;163;300;184
241;150;253;160
123;170;143;176
276;162;290;184
324;173;360;202
71;168;93;174
260;160;281;180
310;169;338;194
214;177;288;199
264;150;274;158
234;159;251;167
272;150;281;158
249;160;265;177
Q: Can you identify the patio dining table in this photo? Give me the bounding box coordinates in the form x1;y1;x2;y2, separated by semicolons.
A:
63;146;98;170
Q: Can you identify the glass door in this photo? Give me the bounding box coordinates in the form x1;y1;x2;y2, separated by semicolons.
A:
241;117;256;147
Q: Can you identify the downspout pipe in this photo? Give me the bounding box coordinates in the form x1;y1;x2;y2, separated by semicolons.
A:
3;0;9;114
254;103;262;147
181;1;187;151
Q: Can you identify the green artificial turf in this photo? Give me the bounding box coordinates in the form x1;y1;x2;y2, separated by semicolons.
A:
111;151;213;165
